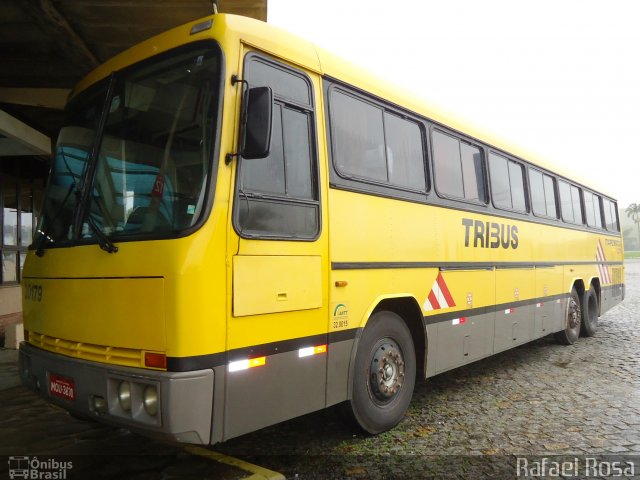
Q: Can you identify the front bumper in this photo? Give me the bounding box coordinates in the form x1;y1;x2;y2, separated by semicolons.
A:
19;342;214;444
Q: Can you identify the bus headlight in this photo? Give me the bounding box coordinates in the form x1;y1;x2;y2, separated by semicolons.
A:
118;381;132;411
143;385;158;416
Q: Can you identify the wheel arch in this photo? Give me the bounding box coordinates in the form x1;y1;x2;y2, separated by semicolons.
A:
588;277;602;315
348;295;427;394
570;278;586;301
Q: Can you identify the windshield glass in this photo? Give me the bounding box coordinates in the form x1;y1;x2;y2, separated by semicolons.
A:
35;42;221;250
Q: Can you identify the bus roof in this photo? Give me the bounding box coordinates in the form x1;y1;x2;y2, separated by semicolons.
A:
72;13;616;201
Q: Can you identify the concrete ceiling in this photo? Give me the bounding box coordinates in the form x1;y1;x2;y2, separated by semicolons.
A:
0;0;267;158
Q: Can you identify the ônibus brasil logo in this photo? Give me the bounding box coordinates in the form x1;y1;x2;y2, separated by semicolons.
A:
8;456;73;479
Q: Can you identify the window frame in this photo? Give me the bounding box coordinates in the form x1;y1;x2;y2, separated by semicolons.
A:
603;198;620;232
232;52;321;241
430;127;488;206
327;83;429;200
583;189;605;230
488;151;529;214
558;179;585;226
528;167;559;220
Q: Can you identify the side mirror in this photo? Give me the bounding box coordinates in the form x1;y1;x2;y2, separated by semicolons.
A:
242;86;273;159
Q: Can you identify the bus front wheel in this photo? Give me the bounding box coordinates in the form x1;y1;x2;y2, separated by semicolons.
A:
555;288;581;345
349;311;416;434
581;285;599;337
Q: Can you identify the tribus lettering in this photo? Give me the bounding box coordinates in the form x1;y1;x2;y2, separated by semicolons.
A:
461;218;519;249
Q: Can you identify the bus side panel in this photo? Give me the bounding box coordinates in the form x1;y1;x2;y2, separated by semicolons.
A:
223;348;327;440
534;266;565;336
494;268;535;353
601;265;624;314
428;269;495;375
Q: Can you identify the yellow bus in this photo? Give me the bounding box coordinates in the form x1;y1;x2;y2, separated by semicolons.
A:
19;13;624;444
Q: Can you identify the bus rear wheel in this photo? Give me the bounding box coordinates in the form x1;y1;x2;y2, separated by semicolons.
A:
580;285;599;337
555;288;581;345
348;311;416;434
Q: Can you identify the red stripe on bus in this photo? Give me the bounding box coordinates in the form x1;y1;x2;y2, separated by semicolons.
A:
436;273;456;307
428;290;441;310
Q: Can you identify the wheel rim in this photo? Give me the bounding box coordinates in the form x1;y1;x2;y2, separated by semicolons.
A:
568;296;581;333
369;339;405;404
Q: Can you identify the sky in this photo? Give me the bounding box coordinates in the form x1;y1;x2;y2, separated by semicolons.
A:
268;0;640;208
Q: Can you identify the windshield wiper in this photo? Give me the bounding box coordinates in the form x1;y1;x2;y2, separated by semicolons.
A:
34;176;81;257
85;214;118;253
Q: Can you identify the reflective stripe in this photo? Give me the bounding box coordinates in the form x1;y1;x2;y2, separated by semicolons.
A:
298;345;327;358
228;356;266;372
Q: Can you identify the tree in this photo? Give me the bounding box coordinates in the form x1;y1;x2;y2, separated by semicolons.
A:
626;203;640;248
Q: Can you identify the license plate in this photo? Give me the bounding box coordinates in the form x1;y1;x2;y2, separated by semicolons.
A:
49;373;76;401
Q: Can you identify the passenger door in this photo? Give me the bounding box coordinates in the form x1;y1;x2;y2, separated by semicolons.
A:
225;50;328;439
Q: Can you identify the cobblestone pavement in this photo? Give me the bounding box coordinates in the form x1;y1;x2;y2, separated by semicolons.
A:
1;261;639;479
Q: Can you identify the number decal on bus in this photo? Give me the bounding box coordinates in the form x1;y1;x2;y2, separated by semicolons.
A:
24;283;43;302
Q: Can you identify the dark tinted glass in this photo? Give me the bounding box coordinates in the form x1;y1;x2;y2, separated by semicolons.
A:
603;199;619;231
585;191;603;228
543;174;557;218
460;143;485;202
593;195;603;228
571;186;582;224
248;59;310;105
241;104;285;195
584;191;596;226
489;153;511;209
384;113;425;190
332;91;386;182
529;169;545;216
508;161;527;212
237;199;318;238
283;108;313;199
531;168;557;218
433;130;464;198
237;56;319;239
559;181;574;223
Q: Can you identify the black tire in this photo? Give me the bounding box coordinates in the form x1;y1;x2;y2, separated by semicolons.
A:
348;311;416;434
580;285;599;337
555;288;581;345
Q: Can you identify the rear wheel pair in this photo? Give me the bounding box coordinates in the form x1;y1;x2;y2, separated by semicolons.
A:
555;285;599;345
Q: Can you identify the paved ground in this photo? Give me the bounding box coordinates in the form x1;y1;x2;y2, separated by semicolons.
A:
1;261;639;479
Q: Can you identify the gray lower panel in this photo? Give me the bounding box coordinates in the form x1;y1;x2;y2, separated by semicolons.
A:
19;342;214;444
326;338;355;407
430;311;495;375
426;299;569;378
223;347;326;441
494;304;536;353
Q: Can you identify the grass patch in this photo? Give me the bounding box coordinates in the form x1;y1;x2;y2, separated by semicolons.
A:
624;251;640;259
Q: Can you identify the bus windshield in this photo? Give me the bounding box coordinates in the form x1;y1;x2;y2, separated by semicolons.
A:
35;42;221;251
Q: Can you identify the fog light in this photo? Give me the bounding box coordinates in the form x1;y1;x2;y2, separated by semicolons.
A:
92;395;107;413
118;381;131;411
143;385;158;416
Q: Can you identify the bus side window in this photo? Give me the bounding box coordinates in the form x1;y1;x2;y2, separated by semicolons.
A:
529;167;558;219
235;55;319;239
603;199;619;232
489;152;527;212
559;180;584;225
330;88;426;193
432;129;485;203
584;191;604;229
